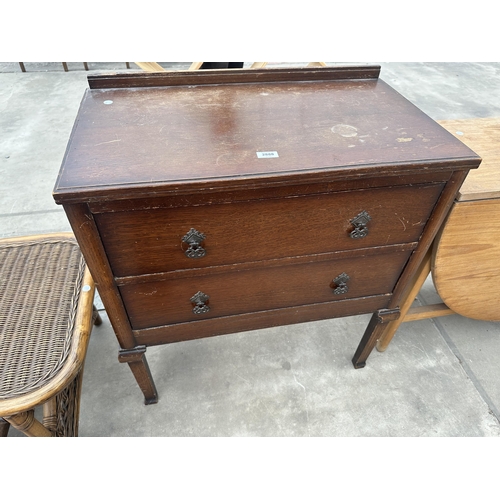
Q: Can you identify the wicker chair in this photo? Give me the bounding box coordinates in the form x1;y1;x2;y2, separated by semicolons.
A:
0;233;101;437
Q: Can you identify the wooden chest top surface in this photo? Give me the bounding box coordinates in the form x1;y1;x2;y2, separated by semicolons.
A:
53;67;479;203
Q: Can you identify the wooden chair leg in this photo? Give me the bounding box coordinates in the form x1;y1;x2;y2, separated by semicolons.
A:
402;303;454;322
376;246;432;352
93;305;103;326
43;397;58;433
4;410;54;437
2;371;85;437
0;417;10;437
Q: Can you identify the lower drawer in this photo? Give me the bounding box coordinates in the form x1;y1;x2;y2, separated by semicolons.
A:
133;294;392;346
119;244;415;330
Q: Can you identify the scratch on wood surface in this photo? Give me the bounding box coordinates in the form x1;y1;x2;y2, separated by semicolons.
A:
216;153;231;165
95;139;122;146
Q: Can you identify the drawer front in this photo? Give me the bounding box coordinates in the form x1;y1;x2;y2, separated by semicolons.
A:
95;183;444;277
134;295;393;346
119;245;414;330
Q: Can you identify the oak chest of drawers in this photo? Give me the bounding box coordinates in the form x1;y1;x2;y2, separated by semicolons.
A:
53;66;481;404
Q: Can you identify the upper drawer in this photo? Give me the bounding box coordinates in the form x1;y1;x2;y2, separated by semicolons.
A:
94;182;444;277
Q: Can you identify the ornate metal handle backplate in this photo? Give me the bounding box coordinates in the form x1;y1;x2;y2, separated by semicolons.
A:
190;291;210;314
182;228;206;258
331;272;350;295
349;210;371;239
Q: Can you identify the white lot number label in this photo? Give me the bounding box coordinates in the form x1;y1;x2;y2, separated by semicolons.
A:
256;151;279;158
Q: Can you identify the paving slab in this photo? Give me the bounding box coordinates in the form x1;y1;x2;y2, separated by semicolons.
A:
77;310;500;436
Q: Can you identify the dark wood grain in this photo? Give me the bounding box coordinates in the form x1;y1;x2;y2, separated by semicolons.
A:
120;244;414;330
133;295;392;346
87;171;452;213
352;308;401;368
388;170;470;309
53;75;479;204
62;204;137;349
95;183;443;277
52;66;482;403
87;66;382;89
117;346;158;404
351;171;471;368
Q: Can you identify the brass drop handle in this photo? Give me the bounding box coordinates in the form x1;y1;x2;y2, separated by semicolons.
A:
182;228;206;258
331;272;350;295
190;291;210;314
349;210;371;239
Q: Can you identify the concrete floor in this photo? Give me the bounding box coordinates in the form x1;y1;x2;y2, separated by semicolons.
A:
2;62;500;437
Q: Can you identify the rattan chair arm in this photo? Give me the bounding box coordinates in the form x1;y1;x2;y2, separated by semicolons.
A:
0;232;76;245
